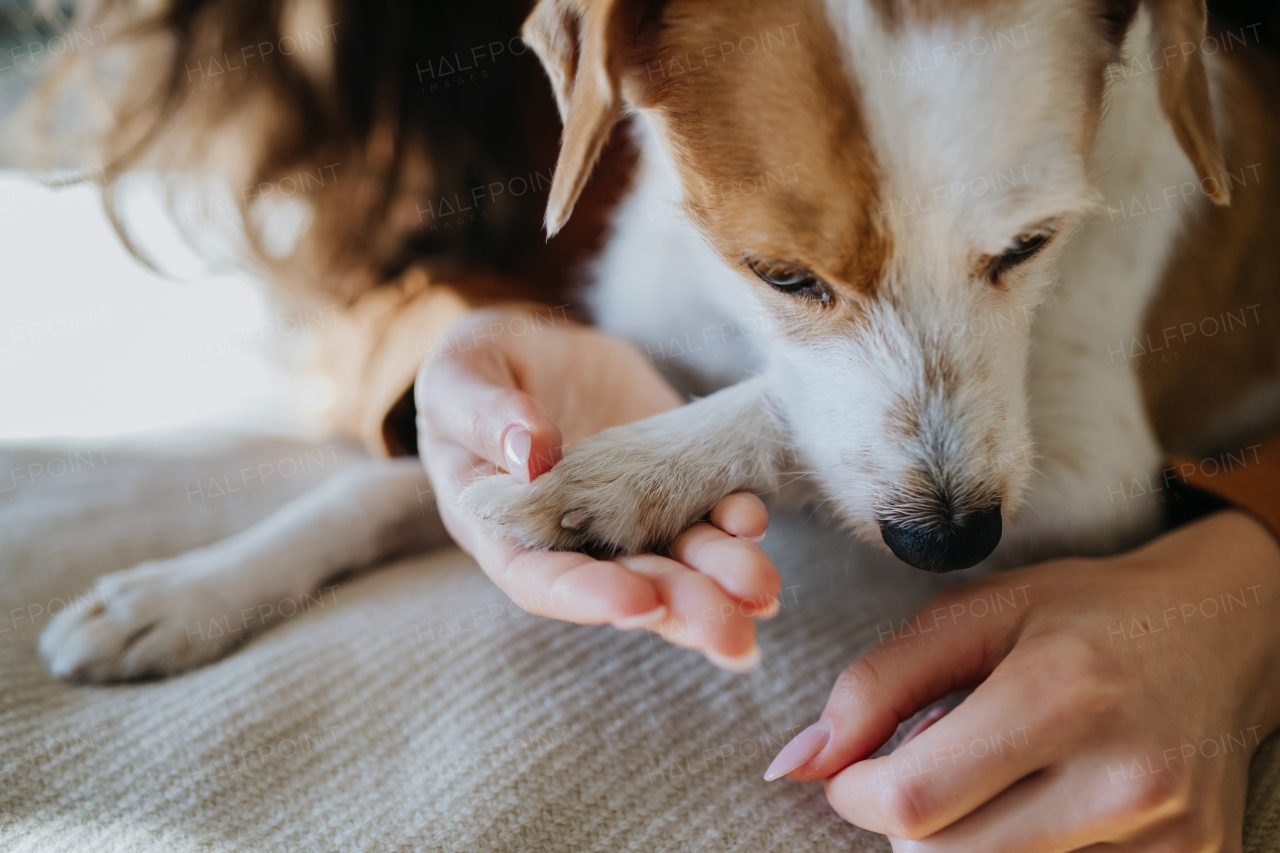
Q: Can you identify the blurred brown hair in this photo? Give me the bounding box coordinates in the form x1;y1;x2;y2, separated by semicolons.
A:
35;0;565;304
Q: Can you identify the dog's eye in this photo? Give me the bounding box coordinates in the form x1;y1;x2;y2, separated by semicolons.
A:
1005;232;1050;259
747;259;827;300
988;231;1054;283
999;232;1052;268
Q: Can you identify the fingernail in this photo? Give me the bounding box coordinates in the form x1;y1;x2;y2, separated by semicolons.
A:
503;427;531;481
902;706;948;745
758;597;780;619
764;718;831;781
612;605;667;631
738;532;766;543
705;642;762;674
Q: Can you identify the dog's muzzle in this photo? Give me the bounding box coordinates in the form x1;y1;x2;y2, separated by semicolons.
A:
879;502;1002;573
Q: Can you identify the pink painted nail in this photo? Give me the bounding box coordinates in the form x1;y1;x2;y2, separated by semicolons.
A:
503;427;532;481
612;605;668;631
705;642;762;673
902;706;948;745
764;718;832;781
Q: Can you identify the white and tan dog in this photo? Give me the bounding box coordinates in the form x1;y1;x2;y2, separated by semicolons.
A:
41;0;1280;679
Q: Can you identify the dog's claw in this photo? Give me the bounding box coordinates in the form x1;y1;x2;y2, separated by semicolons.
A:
561;509;590;530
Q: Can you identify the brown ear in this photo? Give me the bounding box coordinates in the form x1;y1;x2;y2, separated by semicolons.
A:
1143;0;1230;204
523;0;631;235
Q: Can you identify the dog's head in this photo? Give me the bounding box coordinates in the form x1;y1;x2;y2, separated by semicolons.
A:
526;0;1229;571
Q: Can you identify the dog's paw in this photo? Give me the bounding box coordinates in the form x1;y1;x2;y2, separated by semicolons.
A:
40;560;243;682
458;432;723;555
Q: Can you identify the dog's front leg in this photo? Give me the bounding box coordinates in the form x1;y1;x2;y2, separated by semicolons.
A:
458;374;792;554
40;458;446;682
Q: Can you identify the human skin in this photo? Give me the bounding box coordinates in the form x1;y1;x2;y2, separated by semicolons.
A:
768;510;1280;851
415;307;782;671
421;308;1280;847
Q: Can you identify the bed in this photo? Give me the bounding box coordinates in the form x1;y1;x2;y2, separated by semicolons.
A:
3;438;1278;852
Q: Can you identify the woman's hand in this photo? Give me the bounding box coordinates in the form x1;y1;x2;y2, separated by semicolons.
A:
415;307;780;671
767;510;1280;851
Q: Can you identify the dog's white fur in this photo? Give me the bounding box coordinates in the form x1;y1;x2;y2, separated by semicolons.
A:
40;459;444;680
461;4;1182;556
40;2;1266;680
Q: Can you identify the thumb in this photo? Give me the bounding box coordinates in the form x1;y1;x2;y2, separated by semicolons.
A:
767;586;1026;782
416;354;564;483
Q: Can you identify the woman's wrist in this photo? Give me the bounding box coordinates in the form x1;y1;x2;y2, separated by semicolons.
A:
1227;510;1280;737
1155;510;1280;738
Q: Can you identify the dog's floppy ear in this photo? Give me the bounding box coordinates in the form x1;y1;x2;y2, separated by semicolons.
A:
1143;0;1230;204
524;0;633;235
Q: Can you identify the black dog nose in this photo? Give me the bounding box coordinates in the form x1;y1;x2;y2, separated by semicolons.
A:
880;503;1002;573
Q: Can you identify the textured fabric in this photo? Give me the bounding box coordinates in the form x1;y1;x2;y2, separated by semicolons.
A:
2;439;1279;853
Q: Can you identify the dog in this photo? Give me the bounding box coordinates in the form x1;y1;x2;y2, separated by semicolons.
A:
41;0;1280;680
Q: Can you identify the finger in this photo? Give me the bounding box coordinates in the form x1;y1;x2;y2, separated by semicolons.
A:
824;642;1065;837
709;492;769;541
416;353;563;482
418;433;501;554
667;522;780;616
497;548;666;627
873;760;1155;852
901;706;948;744
617;554;761;672
772;584;1029;782
464;504;666;627
420;433;667;627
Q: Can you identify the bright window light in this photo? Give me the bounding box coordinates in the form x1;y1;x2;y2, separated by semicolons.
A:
0;169;333;443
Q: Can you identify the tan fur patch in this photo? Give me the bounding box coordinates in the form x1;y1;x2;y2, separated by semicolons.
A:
885;394;923;445
630;0;892;330
922;347;960;400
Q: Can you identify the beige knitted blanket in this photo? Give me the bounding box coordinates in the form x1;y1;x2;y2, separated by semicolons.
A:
2;439;1278;852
